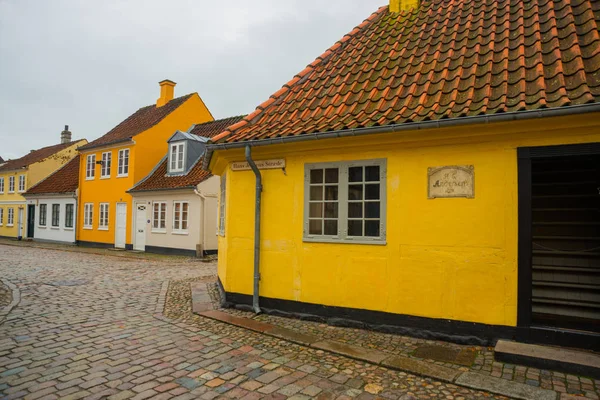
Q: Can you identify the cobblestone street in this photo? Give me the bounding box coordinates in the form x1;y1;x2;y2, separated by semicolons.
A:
0;244;509;399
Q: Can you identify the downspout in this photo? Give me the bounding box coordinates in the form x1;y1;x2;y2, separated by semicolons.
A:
193;188;206;257
73;189;79;244
245;145;262;314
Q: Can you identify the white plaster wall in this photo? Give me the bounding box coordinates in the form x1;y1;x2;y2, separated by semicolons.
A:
27;196;77;243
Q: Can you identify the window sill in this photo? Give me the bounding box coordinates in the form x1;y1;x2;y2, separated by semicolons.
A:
151;230;167;234
116;174;129;178
83;226;93;230
303;237;387;245
51;227;60;230
98;227;109;231
18;191;25;193
64;228;74;231
8;192;14;194
85;178;95;181
172;231;189;235
38;226;47;229
7;224;14;227
100;176;111;180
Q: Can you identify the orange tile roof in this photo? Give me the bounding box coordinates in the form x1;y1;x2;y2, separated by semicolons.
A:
24;155;80;195
212;0;600;144
79;94;194;151
0;140;85;172
130;116;245;192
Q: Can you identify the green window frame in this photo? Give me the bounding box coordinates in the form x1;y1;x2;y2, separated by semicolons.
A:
51;204;60;227
65;204;74;228
303;159;387;244
39;204;47;226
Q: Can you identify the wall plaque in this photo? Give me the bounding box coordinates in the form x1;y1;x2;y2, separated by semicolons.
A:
428;165;474;199
231;159;285;171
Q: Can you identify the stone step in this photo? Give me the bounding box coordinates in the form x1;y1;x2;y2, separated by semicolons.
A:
495;340;600;379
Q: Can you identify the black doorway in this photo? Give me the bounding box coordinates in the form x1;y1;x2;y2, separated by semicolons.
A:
27;205;35;238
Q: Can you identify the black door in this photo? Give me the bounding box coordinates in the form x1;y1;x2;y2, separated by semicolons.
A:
27;205;35;238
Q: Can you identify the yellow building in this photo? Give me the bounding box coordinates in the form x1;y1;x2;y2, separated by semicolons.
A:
206;0;600;349
0;127;85;239
76;80;213;249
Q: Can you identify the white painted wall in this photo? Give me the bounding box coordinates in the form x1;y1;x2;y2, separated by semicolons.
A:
131;176;220;254
26;196;77;243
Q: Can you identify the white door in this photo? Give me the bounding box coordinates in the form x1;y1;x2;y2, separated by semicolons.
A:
17;208;24;238
134;203;146;251
115;203;127;249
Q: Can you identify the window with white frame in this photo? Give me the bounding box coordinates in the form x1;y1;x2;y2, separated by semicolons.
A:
173;201;188;232
304;159;386;243
118;149;129;177
39;204;47;226
99;203;109;230
101;152;112;178
219;174;226;235
152;202;167;231
0;177;4;194
169;142;185;173
18;175;26;192
8;176;15;193
65;204;74;228
7;208;14;226
0;208;3;225
86;154;96;179
84;203;93;228
51;204;60;227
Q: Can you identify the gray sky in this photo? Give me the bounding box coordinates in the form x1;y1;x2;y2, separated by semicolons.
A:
0;0;384;160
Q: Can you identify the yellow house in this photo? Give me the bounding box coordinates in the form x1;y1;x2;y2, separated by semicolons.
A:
206;0;600;350
76;80;213;249
0;127;85;239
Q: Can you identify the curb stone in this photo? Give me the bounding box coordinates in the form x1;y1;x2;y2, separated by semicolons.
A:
190;281;561;400
0;278;20;325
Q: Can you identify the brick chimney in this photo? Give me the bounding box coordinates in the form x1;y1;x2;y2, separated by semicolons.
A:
390;0;419;12
156;80;176;107
61;125;72;144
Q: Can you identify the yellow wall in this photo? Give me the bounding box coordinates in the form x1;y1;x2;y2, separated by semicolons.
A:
0;141;84;238
213;113;600;327
77;94;213;245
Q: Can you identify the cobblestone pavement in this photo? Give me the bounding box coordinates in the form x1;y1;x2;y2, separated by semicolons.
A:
0;244;506;400
216;283;600;399
0;281;10;309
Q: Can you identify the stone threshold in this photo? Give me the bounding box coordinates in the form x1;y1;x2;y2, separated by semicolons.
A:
190;283;559;400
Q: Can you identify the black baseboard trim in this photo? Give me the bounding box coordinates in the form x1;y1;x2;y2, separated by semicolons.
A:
77;240;114;249
145;245;196;257
125;244;133;251
0;235;18;240
204;249;217;256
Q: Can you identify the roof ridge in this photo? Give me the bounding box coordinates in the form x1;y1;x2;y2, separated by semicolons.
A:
210;7;387;143
0;139;86;172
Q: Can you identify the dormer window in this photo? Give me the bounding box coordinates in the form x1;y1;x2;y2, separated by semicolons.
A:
169;142;186;173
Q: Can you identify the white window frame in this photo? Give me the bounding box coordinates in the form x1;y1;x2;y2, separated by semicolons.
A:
98;203;109;230
7;208;14;226
51;204;60;228
100;152;112;178
84;203;93;229
86;154;96;180
8;176;15;193
169;142;186;173
0;208;3;225
172;201;189;234
117;149;130;177
303;159;387;244
218;174;226;236
152;202;167;233
18;175;26;192
0;177;4;194
65;204;74;229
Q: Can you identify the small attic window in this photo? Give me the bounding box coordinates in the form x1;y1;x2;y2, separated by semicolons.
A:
169;142;186;173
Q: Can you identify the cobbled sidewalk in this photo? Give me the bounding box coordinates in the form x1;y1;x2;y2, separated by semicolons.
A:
0;244;506;399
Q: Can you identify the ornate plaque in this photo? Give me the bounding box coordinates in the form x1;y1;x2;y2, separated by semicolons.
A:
428;165;474;199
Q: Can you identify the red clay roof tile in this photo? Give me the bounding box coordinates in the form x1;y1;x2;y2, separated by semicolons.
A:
0;140;85;172
24;155;80;195
213;0;600;143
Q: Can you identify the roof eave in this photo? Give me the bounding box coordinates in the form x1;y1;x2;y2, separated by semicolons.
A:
79;138;134;152
128;185;197;194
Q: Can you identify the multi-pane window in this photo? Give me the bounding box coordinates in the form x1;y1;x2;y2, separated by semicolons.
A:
18;175;25;192
0;177;4;193
169;143;185;172
7;208;14;226
51;204;60;227
86;154;96;179
219;174;226;235
65;204;74;228
118;149;129;177
304;159;386;243
152;202;166;231
173;201;188;232
0;208;3;225
84;203;93;228
101;152;112;178
8;176;15;193
99;203;109;230
39;204;47;226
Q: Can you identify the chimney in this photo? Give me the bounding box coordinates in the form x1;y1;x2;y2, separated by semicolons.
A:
390;0;419;13
156;79;176;107
61;125;72;144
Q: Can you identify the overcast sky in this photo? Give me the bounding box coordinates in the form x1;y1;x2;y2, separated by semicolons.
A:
0;0;384;160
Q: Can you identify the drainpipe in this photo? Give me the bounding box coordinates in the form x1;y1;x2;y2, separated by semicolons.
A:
193;188;206;257
245;145;262;314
